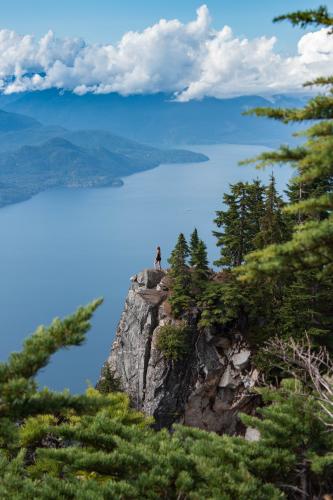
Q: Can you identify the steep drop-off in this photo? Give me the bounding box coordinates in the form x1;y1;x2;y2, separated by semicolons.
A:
101;269;259;434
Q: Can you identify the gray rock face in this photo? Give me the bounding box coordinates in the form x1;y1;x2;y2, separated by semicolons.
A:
102;269;258;434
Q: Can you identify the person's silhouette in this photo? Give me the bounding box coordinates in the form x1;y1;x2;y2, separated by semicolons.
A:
154;246;162;270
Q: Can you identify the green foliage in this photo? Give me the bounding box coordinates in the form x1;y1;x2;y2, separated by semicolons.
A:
192;240;209;273
278;270;333;349
273;5;333;29
96;363;121;394
168;233;192;317
1;5;333;499
254;174;289;248
168;231;210;317
190;228;209;278
168;285;193;318
168;233;190;275
0;298;102;385
210;177;290;345
214;180;265;267
198;275;244;329
241;379;333;497
189;228;200;266
0;303;332;498
156;322;190;361
221;6;333;354
191;240;210;295
239;42;333;284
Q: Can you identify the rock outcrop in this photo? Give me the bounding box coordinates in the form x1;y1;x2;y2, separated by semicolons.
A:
101;269;259;434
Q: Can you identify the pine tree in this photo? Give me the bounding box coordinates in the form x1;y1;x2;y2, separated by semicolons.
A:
279;270;333;349
2;5;333;499
1;310;331;499
255;174;289;248
193;240;209;274
235;5;333;352
247;179;266;242
191;239;210;296
168;233;192;317
238;9;333;282
211;179;287;343
168;233;190;275
241;378;333;498
214;181;265;267
189;229;209;286
96;363;121;393
189;228;200;266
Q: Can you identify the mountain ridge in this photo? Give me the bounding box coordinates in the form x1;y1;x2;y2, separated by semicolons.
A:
0;111;208;208
1;90;305;146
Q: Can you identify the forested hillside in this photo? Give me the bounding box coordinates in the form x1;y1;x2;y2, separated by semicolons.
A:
0;111;207;207
0;6;332;499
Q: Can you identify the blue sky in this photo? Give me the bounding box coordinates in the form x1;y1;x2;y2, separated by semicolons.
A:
0;1;332;98
1;0;332;53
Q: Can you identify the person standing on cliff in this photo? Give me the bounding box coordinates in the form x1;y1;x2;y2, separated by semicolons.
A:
155;246;162;270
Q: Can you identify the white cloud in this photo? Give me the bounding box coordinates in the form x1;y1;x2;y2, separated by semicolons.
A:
0;4;332;99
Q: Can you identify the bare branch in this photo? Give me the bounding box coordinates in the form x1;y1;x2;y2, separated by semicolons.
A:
263;336;333;428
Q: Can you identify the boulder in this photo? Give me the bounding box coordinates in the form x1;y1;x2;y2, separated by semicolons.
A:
218;366;238;389
231;349;251;370
137;269;165;289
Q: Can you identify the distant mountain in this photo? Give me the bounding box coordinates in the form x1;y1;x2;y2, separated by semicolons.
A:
0;124;208;166
2;90;305;146
0;124;66;151
0;108;40;133
0;128;208;208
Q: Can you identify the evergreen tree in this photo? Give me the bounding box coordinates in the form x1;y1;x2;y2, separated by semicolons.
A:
2;5;333;499
255;174;289;248
191;239;210;295
168;233;192;317
286;170;332;224
236;5;333;351
241;378;333;498
168;233;190;275
214;181;265;267
189;228;209;286
279;270;333;349
238;22;333;282
1;314;331;499
247;179;266;242
96;363;121;393
193;240;209;274
189;228;200;266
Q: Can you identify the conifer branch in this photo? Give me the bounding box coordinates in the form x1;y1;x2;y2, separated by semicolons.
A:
273;6;333;30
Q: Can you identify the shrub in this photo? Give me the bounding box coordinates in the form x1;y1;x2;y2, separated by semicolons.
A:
156;322;190;361
96;363;121;393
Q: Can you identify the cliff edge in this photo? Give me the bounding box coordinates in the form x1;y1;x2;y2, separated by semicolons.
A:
100;269;259;434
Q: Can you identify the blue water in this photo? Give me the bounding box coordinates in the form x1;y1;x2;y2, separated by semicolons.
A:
0;144;292;392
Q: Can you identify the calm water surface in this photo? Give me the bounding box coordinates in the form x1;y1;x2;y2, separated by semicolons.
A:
0;144;292;392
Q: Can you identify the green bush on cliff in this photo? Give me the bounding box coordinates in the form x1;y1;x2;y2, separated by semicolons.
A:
156;322;190;361
96;363;121;393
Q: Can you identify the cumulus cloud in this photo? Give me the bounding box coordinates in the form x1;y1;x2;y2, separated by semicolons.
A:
0;4;332;99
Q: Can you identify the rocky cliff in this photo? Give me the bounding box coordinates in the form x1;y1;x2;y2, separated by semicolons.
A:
101;269;259;434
